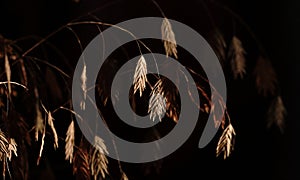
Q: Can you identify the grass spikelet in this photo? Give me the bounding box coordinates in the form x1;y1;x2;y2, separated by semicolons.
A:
65;121;75;163
148;79;166;122
212;30;227;62
216;123;236;159
80;63;87;110
161;18;178;59
0;130;9;160
73;144;90;179
133;55;148;97
254;56;277;96
228;36;246;79
267;96;286;133
90;136;109;180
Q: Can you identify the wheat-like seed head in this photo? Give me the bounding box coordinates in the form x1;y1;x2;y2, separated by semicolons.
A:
267;96;286;133
229;36;246;79
73;146;90;179
65;121;75;163
90;136;109;180
216;123;236;159
0;130;9;162
254;57;278;96
80;63;87;110
7;138;17;161
148;79;166;122
48;112;58;149
133;55;148;97
161;18;178;59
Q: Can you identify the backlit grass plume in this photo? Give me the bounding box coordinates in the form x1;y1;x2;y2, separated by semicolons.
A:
267;96;286;133
254;57;277;96
133;55;148;97
228;36;246;79
148;79;166;122
161;18;178;59
216;123;236;159
65;121;75;163
90;136;109;180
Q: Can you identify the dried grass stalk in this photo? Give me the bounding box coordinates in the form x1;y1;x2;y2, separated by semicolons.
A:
80;63;87;110
47;112;58;149
133;55;148;97
37;127;45;165
65;121;75;163
19;59;28;86
161;18;178;59
90;136;109;180
4;49;12;96
216;123;236;159
254;57;277;96
148;79;166;122
228;36;246;79
267;96;286;133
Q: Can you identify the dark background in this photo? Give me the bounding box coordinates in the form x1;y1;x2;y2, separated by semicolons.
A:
0;0;299;179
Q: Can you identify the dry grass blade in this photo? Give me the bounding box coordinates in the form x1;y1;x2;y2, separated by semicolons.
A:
37;126;45;165
216;123;236;159
47;112;58;149
133;55;148;97
148;79;166;122
254;56;277;96
267;96;286;133
0;81;27;90
228;36;246;79
65;121;75;163
90;136;109;180
80;63;87;110
161;18;178;59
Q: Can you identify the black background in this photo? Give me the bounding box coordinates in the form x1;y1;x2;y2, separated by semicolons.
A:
0;0;299;179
